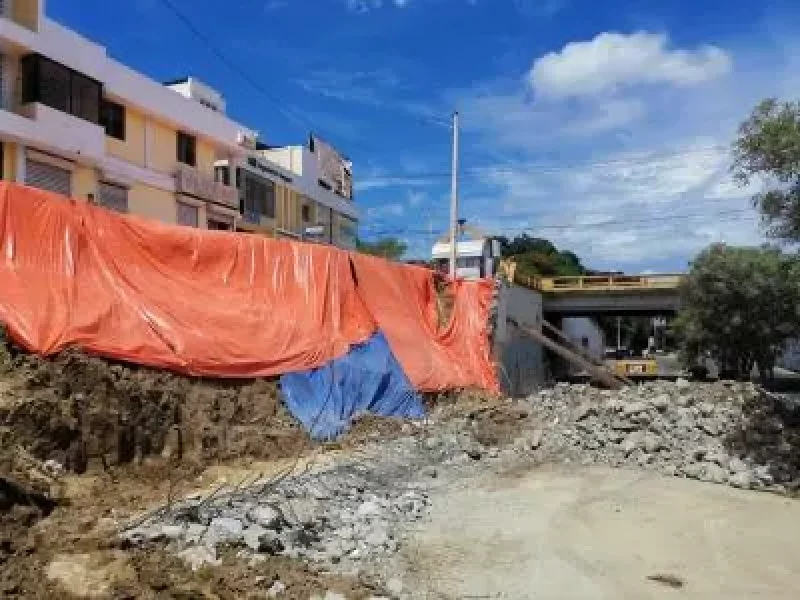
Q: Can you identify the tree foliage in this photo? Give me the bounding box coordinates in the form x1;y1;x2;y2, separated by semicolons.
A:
496;234;586;279
355;237;408;260
674;243;800;382
733;98;800;241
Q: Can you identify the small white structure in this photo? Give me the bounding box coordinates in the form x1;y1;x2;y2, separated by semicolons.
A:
431;226;502;280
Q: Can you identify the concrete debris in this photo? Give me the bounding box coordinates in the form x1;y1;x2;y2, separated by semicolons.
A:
119;379;800;593
529;381;800;494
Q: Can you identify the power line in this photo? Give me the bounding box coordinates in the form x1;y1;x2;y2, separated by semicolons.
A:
363;208;753;237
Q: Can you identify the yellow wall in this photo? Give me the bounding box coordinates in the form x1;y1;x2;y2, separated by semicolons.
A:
2;142;17;181
150;120;176;174
276;185;302;233
72;166;97;200
13;0;40;31
196;139;216;175
106;106;146;167
128;184;176;224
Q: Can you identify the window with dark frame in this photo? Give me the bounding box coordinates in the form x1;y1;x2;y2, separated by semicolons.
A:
176;201;199;227
100;99;125;140
20;54;101;124
242;172;276;220
214;166;230;186
177;131;196;167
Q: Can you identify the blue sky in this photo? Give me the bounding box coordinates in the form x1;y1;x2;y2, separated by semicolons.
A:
49;0;800;271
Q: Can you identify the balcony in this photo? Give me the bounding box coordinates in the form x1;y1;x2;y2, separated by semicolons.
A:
175;164;238;210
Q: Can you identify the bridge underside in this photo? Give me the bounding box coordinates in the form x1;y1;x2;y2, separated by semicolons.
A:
542;292;680;317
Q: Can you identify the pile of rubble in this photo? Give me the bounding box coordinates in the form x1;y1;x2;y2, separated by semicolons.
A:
120;380;800;590
531;380;800;493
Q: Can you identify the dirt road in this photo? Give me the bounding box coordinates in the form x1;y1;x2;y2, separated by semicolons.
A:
398;466;800;599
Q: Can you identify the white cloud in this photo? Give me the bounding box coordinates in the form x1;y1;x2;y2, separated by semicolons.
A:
407;190;426;207
345;0;411;11
366;202;406;218
530;32;732;99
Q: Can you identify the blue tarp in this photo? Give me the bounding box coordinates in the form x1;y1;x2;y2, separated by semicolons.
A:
280;331;426;440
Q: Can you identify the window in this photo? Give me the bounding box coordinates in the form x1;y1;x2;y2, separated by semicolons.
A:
581;336;590;349
301;204;312;222
214;166;230;186
177;131;196;166
318;178;332;191
99;100;125;140
98;182;128;213
241;172;275;221
21;54;101;123
207;218;232;231
176;201;199;227
456;256;481;269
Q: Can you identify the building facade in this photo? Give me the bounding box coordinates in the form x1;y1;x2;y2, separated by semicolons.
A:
0;1;359;245
216;135;358;248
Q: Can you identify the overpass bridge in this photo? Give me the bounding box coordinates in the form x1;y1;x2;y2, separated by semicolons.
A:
515;273;684;317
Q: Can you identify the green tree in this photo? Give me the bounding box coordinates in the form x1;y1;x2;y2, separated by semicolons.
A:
355;237;408;260
674;243;800;383
497;234;587;279
733;98;800;241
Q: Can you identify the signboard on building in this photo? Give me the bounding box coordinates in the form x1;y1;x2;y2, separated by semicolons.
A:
310;134;353;200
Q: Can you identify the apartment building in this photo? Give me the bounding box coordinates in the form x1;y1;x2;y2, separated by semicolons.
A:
215;135;358;249
0;1;359;244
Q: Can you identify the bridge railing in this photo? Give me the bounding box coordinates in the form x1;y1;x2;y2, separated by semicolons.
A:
516;273;684;292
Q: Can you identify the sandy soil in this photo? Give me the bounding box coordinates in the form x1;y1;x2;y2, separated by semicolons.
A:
397;465;800;599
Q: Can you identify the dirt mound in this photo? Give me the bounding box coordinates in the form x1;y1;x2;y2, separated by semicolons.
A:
0;333;305;473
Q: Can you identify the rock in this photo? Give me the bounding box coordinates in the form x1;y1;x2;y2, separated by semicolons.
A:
421;466;438;479
642;433;663;454
386;577;404;595
611;419;639;432
178;546;220;571
753;465;774;485
365;527;390;549
267;580;287;597
464;444;484;461
682;463;704;480
675;378;691;390
530;429;544;449
729;471;754;489
701;463;728;484
650;394;670;412
243;526;284;555
488;447;500;459
160;524;186;541
205;517;244;548
573;402;595;421
247;506;284;530
623;402;648;417
357;501;382;518
621;433;642;455
728;457;748;474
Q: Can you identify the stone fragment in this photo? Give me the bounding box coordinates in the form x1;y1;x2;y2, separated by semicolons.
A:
178;546;220;571
247;506;284;530
729;471;754;489
205;517;244;548
267;580;287;598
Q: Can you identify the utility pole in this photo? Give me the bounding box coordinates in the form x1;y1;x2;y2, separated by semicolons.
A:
449;111;460;279
616;316;622;351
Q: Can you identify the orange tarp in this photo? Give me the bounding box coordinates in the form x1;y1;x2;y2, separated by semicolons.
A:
0;183;498;392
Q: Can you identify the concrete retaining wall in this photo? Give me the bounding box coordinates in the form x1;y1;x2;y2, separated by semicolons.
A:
494;284;546;397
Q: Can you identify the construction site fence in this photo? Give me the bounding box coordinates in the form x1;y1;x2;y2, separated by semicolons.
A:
0;183;498;394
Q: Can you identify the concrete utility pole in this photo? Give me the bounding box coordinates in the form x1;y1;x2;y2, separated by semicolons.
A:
449;111;460;279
